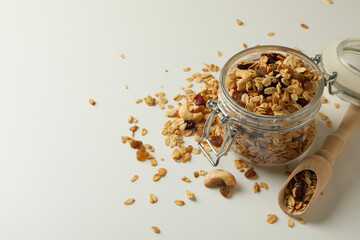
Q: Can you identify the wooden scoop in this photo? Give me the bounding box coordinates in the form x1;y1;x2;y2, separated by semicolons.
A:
278;104;360;217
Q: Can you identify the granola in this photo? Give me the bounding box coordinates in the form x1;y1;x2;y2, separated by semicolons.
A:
224;53;321;164
283;170;317;214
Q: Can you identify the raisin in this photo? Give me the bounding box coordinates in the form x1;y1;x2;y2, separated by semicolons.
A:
136;146;147;161
294;179;305;200
184;120;195;129
244;169;257;179
210;135;223;147
219;185;231;198
194;93;205;106
296;98;308;107
237;63;252;69
130;140;143;149
261;52;278;64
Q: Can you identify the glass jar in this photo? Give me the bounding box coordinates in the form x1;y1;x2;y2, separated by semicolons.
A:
199;46;324;166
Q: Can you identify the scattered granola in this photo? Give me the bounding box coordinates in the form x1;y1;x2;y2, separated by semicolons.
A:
165;69;168;72
243;43;248;49
124;198;135;205
260;182;268;189
322;97;328;103
149;158;157;167
153;173;161;182
217;50;222;57
174;199;185;206
220;185;231;198
267;32;275;36
199;170;208;176
127;115;134;123
148;193;158;204
236;19;243;26
325;0;333;4
193;171;199;178
135;99;143;104
130;175;138;182
245;169;257;179
185;190;194;199
334;102;340;109
151;226;160;234
141;128;148;136
118;53;125;59
266;214;278;224
297;218;305;224
124;84;128;89
89;99;95;105
253;182;260;193
157;168;167;177
283;170;317;214
288;219;295;228
181;176;191;183
144;95;156;106
183;67;191;72
318;112;333;128
300;24;309;29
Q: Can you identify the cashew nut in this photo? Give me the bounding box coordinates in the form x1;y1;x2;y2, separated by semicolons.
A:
236;69;255;92
203;169;237;188
178;104;203;123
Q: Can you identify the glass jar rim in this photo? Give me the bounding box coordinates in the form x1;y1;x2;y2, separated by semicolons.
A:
219;45;325;120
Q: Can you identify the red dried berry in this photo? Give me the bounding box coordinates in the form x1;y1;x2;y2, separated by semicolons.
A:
194;93;205;106
237;63;252;69
294;180;305;200
184;120;195;129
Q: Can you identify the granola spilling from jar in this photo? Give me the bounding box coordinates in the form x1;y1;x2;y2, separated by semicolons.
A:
283;170;317;214
224;53;321;164
226;53;322;115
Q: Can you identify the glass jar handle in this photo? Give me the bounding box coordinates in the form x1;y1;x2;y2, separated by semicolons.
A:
198;100;238;166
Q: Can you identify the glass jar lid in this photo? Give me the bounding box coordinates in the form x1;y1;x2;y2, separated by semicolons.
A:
320;38;360;105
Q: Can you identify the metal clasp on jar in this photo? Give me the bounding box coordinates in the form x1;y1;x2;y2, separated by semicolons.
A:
198;100;238;166
313;54;340;95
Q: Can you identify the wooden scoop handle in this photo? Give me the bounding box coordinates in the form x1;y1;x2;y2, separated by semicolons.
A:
316;104;360;165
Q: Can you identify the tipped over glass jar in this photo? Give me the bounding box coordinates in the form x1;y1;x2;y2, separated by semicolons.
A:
198;46;324;166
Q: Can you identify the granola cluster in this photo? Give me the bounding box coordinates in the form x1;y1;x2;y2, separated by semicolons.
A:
224;53;322;164
283;170;317;214
226;53;322;115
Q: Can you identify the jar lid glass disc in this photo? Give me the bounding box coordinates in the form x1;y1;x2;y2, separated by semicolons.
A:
322;38;360;105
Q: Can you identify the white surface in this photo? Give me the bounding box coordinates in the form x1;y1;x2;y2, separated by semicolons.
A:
0;0;360;239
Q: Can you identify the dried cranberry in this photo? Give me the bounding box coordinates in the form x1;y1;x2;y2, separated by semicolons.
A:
261;53;278;64
296;99;308;107
194;93;205;106
237;63;252;69
294;180;305;200
184;120;195;129
210;135;223;147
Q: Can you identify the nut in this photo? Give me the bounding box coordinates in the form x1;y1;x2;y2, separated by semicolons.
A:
141;128;148;136
193;171;199;178
178;104;203;123
203;169;237;188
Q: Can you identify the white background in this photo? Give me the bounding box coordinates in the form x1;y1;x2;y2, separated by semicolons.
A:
0;0;360;239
